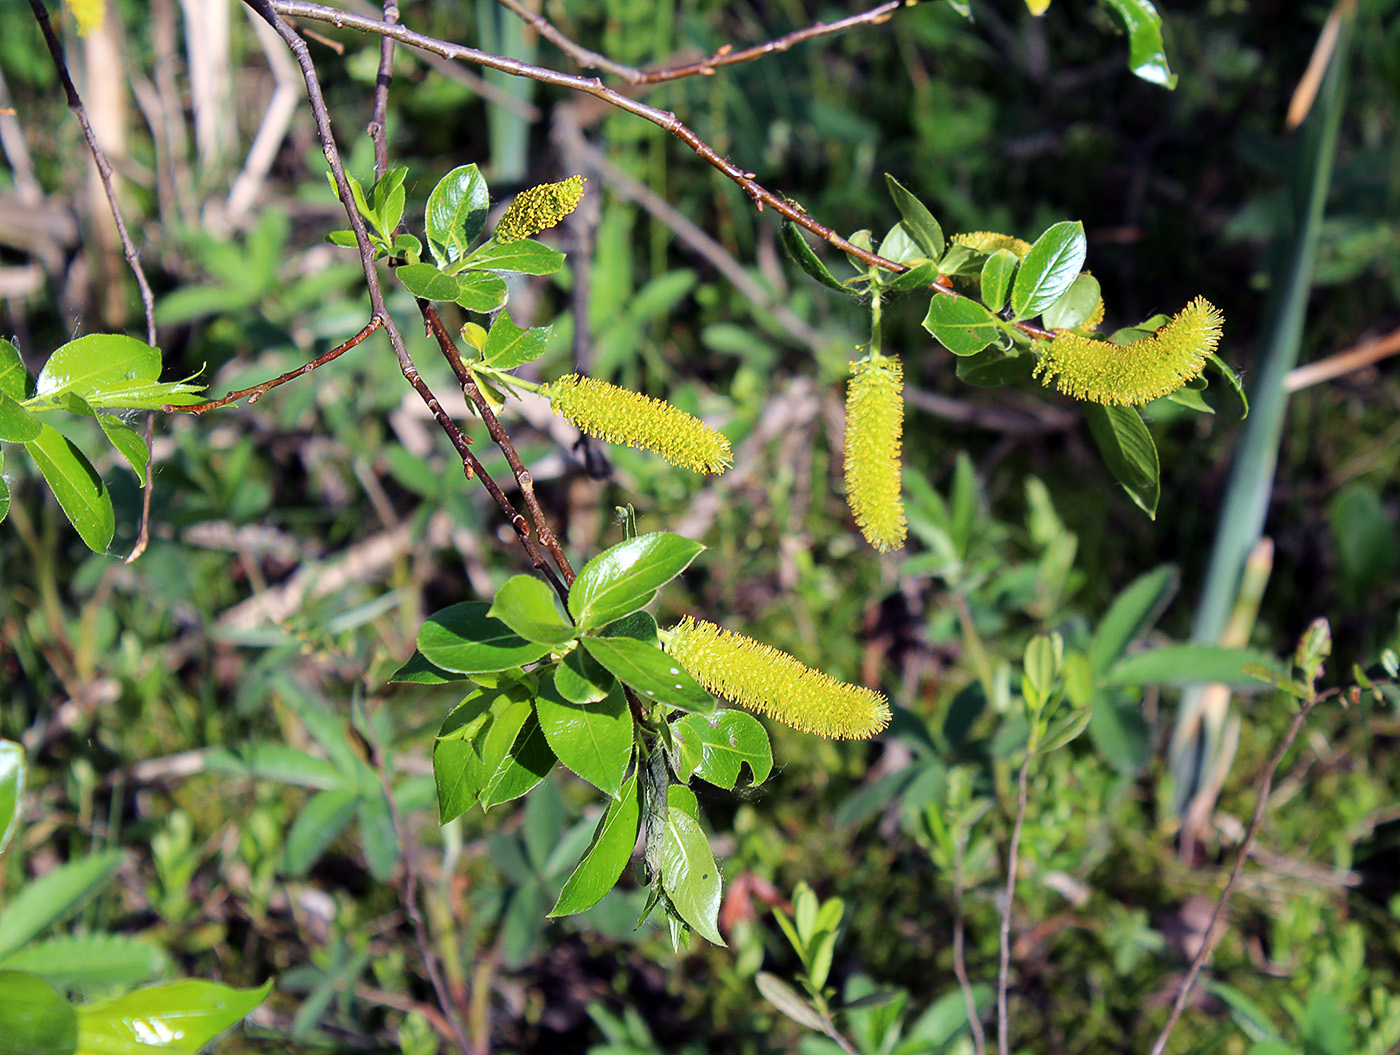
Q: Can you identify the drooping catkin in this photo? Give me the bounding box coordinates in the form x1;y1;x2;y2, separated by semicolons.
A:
664;617;891;740
494;176;586;243
1035;296;1224;406
543;374;732;474
844;356;907;552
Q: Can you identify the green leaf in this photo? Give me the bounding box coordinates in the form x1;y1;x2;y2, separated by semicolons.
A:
581;636;714;714
455;270;509;313
1088;693;1152;775
283;789;360;874
80;380;205;410
386;650;471;685
568;532;706;631
0;392;42;442
883;175;945;259
0;970;77;1055
1097;0;1178;88
488;575;576;646
23;424;114;553
370;166;408;234
96;416;150;486
356;789;399;881
603;610;660;647
1010;221;1087;320
0;934;165;994
425;163;489;266
482;315;552;370
922;296;1001;356
955;346;1038;387
535;683;634;798
1084;403;1159;518
0;739;23;857
1107;645;1283;688
670;711;773;788
979;248;1019;313
876;223;925;267
780;222;852;294
391;233;423;261
34;334;160;403
1205;353;1248;419
660;803;724;946
1089;565;1179;672
74;980;272;1055
326;230;359;249
204;742;345;789
1042;272;1102;330
553;646;614;703
479;709;556;809
433;685;534;823
0;338;29;400
418;601;553;674
0;850;123;962
464;238;565;276
886;261;941;293
550;771;641;917
396;262;461;302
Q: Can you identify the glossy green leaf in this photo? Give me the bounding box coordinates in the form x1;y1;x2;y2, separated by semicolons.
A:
455;270;509;313
325;230;359;249
23;424;113;552
979;248;1019;313
568;532;706;631
433;684;534;822
425;163;489;266
883;175;945;259
74;979;272;1055
0;970;77;1055
386;650;471;685
1042;272;1102;331
96;416;150;486
955;346;1038;387
553;646;614;703
550;771;641;917
395;262;461;303
780;222;851;294
1089;565;1179;672
0;392;42;442
535;683;633;798
670;711;773;788
1205;352;1249;419
79;381;205;410
1098;0;1178;88
601;610;660;647
479;709;556;809
0;849;123;962
1107;645;1283;688
0;739;24;857
660;805;724;946
283;789;359;875
922;296;1000;356
357;789;399;881
0;338;28;400
1010;221;1087;320
581;635;714;714
34;334;159;402
418;601;553;674
0;934;166;993
488;575;576;646
1084;403;1159;519
482;315;552;371
463;238;565;276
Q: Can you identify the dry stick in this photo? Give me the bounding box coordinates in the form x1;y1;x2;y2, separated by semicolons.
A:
996;752;1032;1055
1285;323;1400;392
27;0;164;563
272;0;1054;341
1147;693;1324;1055
420;304;576;588
368;0;399;179
237;5;476;1053
174;317;383;414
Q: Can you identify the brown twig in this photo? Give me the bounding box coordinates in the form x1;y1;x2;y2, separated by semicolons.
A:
173;317;384;414
996;751;1032;1055
270;1;1054;339
419;303;575;590
492;0;640;81
1147;692;1324;1055
1285;323;1400;392
368;0;399;178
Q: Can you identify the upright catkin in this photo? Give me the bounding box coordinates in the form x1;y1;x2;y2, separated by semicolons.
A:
664;617;891;739
1035;296;1224;405
494;176;586;243
844;356;907;552
543;374;732;474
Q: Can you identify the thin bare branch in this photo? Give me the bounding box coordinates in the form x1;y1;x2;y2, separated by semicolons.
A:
996;753;1032;1055
1148;693;1324;1055
493;0;640;81
1285;323;1400;392
368;0;399;177
952;831;989;1055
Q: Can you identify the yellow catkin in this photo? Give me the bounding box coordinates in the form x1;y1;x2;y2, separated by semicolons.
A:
544;374;732;474
665;617;891;740
64;0;106;35
1034;296;1224;406
494;176;586;243
844;357;907;552
952;231;1034;259
1078;291;1105;333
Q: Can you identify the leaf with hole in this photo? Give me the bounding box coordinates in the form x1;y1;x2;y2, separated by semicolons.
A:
670;711;772;788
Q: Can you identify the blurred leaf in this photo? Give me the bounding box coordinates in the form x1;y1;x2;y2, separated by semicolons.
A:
1084;403;1159;518
205;742;345;790
670;711;773;788
755;973;824;1031
283;789;360;875
0;934;166;994
0;970;77;1055
955;346;1038;387
922;296;1000;356
1010;221;1086;320
75;980;272;1055
1108;645;1282;688
1088;693;1152;774
356;789;399;882
567;532;705;631
0;740;22;856
418;601;552;674
425;164;489;266
534;683;634;798
0;850;124;962
1098;0;1178;88
550;772;641;917
1089;565;1179;672
488;575;576;646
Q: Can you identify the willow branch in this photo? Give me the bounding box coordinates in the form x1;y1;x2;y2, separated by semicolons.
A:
368;0;399;178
